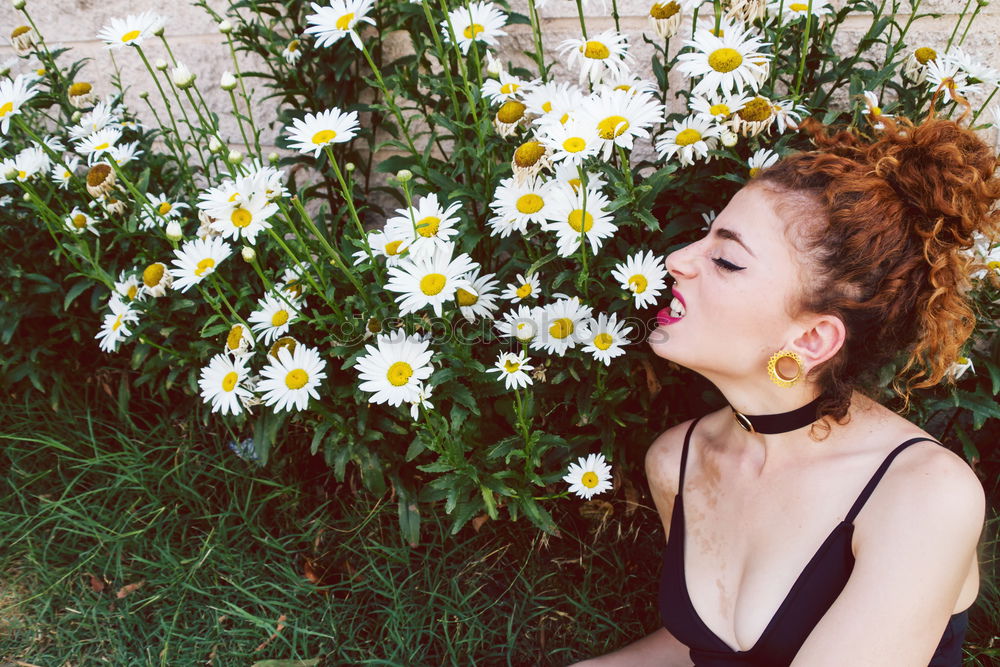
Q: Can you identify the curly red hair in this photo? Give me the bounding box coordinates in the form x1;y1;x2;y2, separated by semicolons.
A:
751;115;1000;438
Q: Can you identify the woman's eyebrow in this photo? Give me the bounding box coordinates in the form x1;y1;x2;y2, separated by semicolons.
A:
714;227;755;258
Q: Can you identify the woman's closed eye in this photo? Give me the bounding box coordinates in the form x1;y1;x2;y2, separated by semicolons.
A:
713;257;746;272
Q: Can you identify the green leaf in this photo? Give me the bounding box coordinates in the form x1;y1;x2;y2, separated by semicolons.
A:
63;281;91;310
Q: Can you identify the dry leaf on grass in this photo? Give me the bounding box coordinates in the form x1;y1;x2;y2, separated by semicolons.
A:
115;580;145;598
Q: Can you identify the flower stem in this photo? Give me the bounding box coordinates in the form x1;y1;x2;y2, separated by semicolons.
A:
574;0;589;38
224;34;261;157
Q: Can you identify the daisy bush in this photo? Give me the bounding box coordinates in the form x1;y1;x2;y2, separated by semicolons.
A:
3;0;999;542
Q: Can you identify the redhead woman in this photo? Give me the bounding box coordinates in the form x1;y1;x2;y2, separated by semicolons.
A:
573;116;999;667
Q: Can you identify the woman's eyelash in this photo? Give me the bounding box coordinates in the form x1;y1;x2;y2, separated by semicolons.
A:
712;257;745;272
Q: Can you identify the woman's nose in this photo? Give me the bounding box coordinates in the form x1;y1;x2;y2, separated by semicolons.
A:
664;244;696;280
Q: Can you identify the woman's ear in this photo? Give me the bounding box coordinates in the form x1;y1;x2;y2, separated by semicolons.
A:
789;313;846;369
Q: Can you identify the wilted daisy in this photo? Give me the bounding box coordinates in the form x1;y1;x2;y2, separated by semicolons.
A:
495;304;542;343
384;192;462;259
75;127;122;162
456;268;500;322
258;344;328;412
559;30;633;86
544;186;618;257
249;292;302;345
198;353;253;416
282;39;303;65
353;228;411;266
210;193;278;243
676;20;769;96
501;273;541;303
304;0;375;51
511;139;552;182
748;147;779;178
169;236;233;292
225;323;255;357
97;12;165;49
487;350;534;390
582;312;632;365
726;0;767;23
0;75;38;135
385;243;479;317
656;115;721;166
442;1;509;55
649;1;683;38
95;296;139;353
354;328;434;407
903;46;938;82
537;118;601;166
946;356;975;381
563;452;613;500
925;58;980;103
579;88;665;159
286;108;360;157
493;100;528;137
768;0;831;24
140;261;173;297
482;70;535;104
610;250;668;309
64;207;99;236
488;176;557;236
9;26;36;56
533;296;593;356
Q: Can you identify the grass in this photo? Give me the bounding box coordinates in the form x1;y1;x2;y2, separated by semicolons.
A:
0;396;997;666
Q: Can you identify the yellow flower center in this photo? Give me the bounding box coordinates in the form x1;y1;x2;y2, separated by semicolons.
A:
416;215;440;237
271;309;289;327
384;239;403;255
582;40;610;59
121;29;141;42
269;337;298;358
597;115;630;140
111;314;124;331
708;103;731;116
513;140;545;167
915;47;937;64
562;137;586;153
11;26;30;38
72;213;88;228
500;82;520;94
227;325;245;350
222;371;239;392
312;129;337;145
231;208;253;228
675;128;702;146
158;202;173;215
542;101;553;112
549;317;574;339
285;369;309;390
420;273;447;295
738;96;772;122
593;333;614;350
288;40;300;52
335;13;355;30
516;193;544;214
143;263;164;287
0;102;15;118
69;82;92;96
503;358;521;373
194;257;216;277
749;167;761;178
387;361;413;386
581;471;599;488
870;105;882;115
516;283;533;298
126;284;138;300
650;1;681;18
463;23;485;39
93;142;110;151
568;177;582;192
957;356;970;365
628;274;648;293
988;260;1000;270
496;100;526;124
456;287;478;306
789;2;808;10
707;47;743;73
568;209;594;232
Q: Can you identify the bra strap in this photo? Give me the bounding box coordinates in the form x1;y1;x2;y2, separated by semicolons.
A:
678;416;703;493
844;437;942;523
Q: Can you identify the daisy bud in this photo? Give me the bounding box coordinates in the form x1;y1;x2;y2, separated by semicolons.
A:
153;23;165;37
485;52;502;77
21;192;30;201
12;0;26;9
720;130;738;147
171;63;195;89
4;165;19;180
208;136;223;153
138;91;149;100
218;19;233;34
165;220;183;241
154;58;168;71
0;63;9;77
241;246;256;262
396;169;412;183
268;152;279;164
71;110;82;122
227;150;243;165
220;71;237;91
345;162;356;173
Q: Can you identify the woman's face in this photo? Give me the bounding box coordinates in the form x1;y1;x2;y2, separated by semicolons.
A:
648;184;819;385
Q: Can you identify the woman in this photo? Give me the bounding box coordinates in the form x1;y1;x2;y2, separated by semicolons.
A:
575;115;998;666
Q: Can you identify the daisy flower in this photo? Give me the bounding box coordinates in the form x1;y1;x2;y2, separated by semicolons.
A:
563;453;613;500
582;312;632;365
553;161;607;194
258;344;328;412
511;139;553;182
225;323;255;358
770;97;807;134
610;250;668;309
407;382;435;421
482;70;536;104
533;296;593;356
140;192;190;230
353;228;411;266
599;73;659;96
488;176;557;237
495;304;542;343
946;356;975;381
688;91;753;124
65;207;99;236
579;87;665;159
925;58;980;103
169;236;233;292
501;272;542;302
493;100;528;137
282;39;303;65
748;147;779;178
248;292;302;345
75;127;122;162
456;267;500;322
68;101;118;141
286;107;360;158
304;0;375;51
657;114;721;165
0;75;38;135
50;155;80;189
544;186;618;257
109;141;142;165
95;296;139;353
114;271;143;303
767;0;831;25
385;243;479;317
944;46;999;86
384;192;462;259
487;350;534;390
971;240;1000;280
354;328;434;407
210;192;278;243
559;30;633;86
198;353;253;416
12;146;48;181
537;117;601;166
441;1;508;55
523;81;583;126
97;12;166;50
676;19;770;97
140;261;173;298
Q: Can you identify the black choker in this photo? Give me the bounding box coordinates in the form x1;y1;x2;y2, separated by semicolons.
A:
731;394;828;434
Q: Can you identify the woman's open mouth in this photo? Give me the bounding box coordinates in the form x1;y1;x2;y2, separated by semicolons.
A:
656;290;686;326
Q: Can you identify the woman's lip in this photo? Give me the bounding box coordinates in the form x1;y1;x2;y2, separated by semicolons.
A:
672;287;685;309
657;308;682;326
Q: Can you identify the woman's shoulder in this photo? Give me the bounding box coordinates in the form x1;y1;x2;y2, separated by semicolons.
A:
645;408;731;495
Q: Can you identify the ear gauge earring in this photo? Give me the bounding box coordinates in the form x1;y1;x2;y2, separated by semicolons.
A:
768;351;804;388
